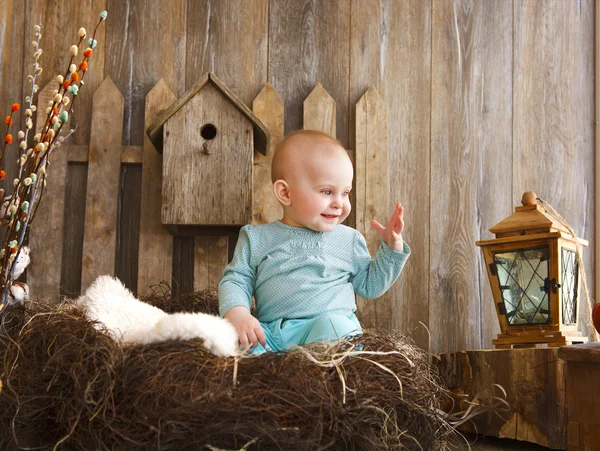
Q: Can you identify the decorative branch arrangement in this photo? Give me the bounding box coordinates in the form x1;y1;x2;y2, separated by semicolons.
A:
0;11;107;316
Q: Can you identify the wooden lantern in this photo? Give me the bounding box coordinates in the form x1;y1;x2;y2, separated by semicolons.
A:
146;72;270;233
476;192;589;349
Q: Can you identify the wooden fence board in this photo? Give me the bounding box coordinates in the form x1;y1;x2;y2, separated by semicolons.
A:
81;77;123;291
430;0;512;353
28;82;69;301
350;0;431;347
303;83;336;137
268;0;350;147
354;86;389;330
513;0;595;342
137;79;175;296
252;83;284;225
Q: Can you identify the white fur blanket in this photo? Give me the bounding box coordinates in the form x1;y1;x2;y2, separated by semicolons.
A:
76;276;238;357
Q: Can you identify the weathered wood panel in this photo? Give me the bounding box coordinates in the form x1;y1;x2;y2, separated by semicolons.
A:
35;0;107;146
350;0;431;348
354;86;389;333
105;0;186;145
269;0;350;147
185;0;268;289
252;83;284;225
0;0;26;189
60;162;87;298
513;0;595;342
28;82;69;301
137;80;175;296
81;77;123;291
430;0;512;353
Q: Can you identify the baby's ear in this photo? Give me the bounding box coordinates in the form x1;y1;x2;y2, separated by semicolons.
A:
273;179;292;206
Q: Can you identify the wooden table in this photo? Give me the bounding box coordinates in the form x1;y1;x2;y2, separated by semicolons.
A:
558;343;600;451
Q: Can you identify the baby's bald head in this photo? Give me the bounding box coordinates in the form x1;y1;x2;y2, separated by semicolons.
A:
271;130;349;184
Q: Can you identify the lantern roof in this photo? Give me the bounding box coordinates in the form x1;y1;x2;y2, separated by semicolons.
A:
479;191;588;246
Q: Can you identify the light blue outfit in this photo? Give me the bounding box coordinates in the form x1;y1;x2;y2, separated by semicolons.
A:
218;220;410;354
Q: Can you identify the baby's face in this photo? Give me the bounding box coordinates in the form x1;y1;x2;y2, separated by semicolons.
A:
283;142;353;232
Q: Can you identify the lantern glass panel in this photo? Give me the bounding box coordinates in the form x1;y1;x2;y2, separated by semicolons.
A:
561;248;578;325
493;246;550;325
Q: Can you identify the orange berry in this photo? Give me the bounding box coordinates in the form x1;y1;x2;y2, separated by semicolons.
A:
71;72;80;83
5;134;12;144
4;116;12;125
10;247;17;255
63;80;71;90
43;135;50;142
0;170;5;180
11;103;20;112
83;49;92;58
53;106;59;115
79;61;88;71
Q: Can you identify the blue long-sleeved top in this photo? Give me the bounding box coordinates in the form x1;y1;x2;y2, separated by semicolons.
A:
218;220;410;323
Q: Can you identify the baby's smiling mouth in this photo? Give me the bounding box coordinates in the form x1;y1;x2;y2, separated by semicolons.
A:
321;214;339;219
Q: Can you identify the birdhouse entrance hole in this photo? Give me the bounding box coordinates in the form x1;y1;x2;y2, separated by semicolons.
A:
201;124;217;140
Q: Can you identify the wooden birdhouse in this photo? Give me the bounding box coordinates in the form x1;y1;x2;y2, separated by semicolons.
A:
146;72;270;232
476;192;589;348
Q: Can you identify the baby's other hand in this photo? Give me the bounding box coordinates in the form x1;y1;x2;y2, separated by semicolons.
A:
370;202;405;252
223;305;266;351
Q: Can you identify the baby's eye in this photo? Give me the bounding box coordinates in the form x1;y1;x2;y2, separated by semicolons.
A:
322;189;332;195
342;191;350;197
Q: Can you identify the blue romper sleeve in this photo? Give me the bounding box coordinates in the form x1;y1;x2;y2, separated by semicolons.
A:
350;231;411;299
218;226;256;317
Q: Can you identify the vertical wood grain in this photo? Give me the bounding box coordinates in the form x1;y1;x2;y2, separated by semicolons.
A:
105;0;186;146
28;82;68;301
269;0;350;147
430;0;512;353
185;0;268;290
104;0;186;293
0;0;26;191
354;86;389;332
513;0;595;342
81;77;123;291
35;0;107;146
350;0;431;348
137;79;175;296
252;82;284;225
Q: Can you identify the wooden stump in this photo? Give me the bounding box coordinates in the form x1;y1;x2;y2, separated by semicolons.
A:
436;348;567;450
558;343;600;451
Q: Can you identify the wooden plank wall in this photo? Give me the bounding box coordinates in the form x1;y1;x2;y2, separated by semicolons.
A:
0;0;594;353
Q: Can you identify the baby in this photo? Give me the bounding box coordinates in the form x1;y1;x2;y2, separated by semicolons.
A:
218;129;410;354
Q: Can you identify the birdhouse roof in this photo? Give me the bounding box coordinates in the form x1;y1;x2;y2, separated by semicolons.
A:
146;72;270;155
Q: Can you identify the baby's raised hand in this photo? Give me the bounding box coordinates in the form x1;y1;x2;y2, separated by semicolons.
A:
223;305;266;351
370;203;405;252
